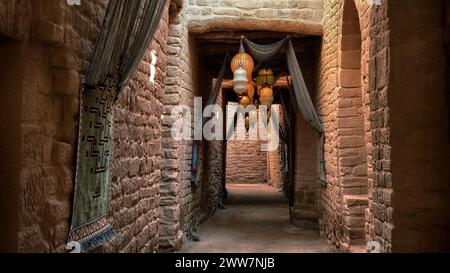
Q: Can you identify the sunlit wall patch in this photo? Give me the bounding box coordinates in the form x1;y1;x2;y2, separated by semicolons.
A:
67;0;81;6
150;49;157;84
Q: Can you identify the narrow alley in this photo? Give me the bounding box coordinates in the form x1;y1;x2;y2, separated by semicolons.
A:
182;184;330;253
1;0;450;256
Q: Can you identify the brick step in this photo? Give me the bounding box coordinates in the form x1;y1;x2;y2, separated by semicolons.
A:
339;243;367;253
343;195;369;247
349;245;367;253
344;215;365;227
343;194;368;217
344;226;365;239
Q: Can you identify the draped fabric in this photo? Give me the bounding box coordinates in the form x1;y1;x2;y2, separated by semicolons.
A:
243;37;327;186
85;0;166;94
244;37;323;132
244;37;287;63
204;54;229;126
69;0;167;252
285;40;323;133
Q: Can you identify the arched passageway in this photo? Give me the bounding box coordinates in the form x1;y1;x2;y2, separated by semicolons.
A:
2;0;450;254
168;30;328;253
336;0;370;250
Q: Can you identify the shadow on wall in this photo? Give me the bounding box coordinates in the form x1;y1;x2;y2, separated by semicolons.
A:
389;0;450;252
0;38;22;252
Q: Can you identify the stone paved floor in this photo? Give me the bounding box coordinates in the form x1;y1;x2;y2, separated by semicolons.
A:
181;184;331;253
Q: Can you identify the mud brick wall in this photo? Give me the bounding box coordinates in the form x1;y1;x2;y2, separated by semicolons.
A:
0;0;169;253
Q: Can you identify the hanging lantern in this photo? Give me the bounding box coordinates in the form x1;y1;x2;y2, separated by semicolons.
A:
233;64;248;96
231;38;254;80
247;83;255;101
260;86;274;107
239;95;251;108
255;68;276;87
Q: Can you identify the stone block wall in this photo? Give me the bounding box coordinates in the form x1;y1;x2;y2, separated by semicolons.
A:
160;1;209;250
103;6;170;253
0;0;169;253
226;106;268;184
186;0;323;35
317;0;381;252
293;109;319;227
316;0;450;253
200;88;226;222
267;105;285;190
158;0;327;251
226;138;268;184
365;0;391;253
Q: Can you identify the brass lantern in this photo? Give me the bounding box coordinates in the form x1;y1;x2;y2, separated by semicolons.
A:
231;38;254;80
239;95;251;108
260;86;274;107
255;68;276;87
233;64;248;96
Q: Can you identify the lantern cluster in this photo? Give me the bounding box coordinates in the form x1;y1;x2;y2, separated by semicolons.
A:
232;38;275;110
255;68;275;108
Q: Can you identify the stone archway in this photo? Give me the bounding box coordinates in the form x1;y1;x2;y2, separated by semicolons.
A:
336;0;370;250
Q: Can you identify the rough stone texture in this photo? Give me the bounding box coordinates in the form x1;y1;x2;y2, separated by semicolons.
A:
389;0;450;252
0;0;169;253
226;138;268;184
0;0;32;40
0;0;109;253
317;0;378;252
267;105;285;190
267;145;284;189
293;110;319;227
186;0;323;35
200;88;226;222
317;0;450;253
226;106;268;184
101;5;170;253
3;0;450;254
160;4;205;250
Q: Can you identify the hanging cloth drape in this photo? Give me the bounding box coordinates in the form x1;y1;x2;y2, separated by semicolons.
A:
243;37;323;132
201;54;230;145
285;75;327;186
244;37;288;63
85;0;166;95
203;54;229;126
243;37;327;186
285;39;323;132
69;0;167;253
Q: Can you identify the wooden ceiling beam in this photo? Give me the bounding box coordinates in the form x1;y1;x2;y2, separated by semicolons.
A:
193;30;308;42
221;77;292;90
